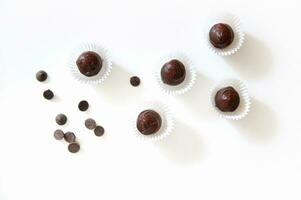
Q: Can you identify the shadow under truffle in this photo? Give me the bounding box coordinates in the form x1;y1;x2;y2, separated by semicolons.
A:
231;98;278;142
156;121;204;165
179;73;215;120
226;34;273;80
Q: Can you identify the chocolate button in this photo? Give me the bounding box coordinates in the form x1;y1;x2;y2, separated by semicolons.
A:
78;100;89;111
36;70;48;82
130;76;141;87
94;126;105;137
55;114;67;125
68;143;80;153
64;132;76;143
53;129;64;140
85;118;97;130
43;89;54;100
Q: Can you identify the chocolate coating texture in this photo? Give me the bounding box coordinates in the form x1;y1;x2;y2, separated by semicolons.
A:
215;86;240;112
209;23;234;49
136;110;162;135
161;59;186;86
76;51;102;77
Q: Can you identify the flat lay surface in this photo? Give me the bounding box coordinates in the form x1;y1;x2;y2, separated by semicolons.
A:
0;0;300;199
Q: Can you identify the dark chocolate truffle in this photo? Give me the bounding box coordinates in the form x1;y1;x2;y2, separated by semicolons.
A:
209;23;234;49
64;132;76;143
43;89;54;100
76;51;102;77
215;86;240;112
136;110;162;135
130;76;141;87
55;114;67;125
78;100;89;111
68;143;80;153
36;70;48;82
161;59;186;86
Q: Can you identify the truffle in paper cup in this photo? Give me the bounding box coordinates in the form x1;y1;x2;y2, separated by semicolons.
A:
204;12;245;56
69;42;112;84
132;102;174;141
155;53;197;95
209;79;251;120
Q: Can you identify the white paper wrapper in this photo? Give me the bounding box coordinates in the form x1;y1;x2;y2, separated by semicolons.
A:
132;101;174;141
155;53;197;95
209;79;251;120
204;12;245;56
68;42;113;84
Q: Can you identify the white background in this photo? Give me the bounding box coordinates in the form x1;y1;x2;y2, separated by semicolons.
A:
0;0;301;199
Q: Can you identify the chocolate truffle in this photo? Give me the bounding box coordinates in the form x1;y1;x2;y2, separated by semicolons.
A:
130;76;141;87
136;110;162;135
215;86;240;112
43;89;54;100
161;59;186;86
76;51;102;77
209;23;234;49
36;70;48;82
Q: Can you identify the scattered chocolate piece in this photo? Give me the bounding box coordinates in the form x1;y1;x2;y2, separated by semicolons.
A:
53;129;64;140
68;143;80;153
85;118;97;130
55;114;67;125
215;86;240;112
64;132;76;143
130;76;141;87
78;100;89;111
76;51;102;77
36;70;48;82
136;110;162;135
209;23;234;49
161;59;186;86
94;126;105;137
43;89;54;100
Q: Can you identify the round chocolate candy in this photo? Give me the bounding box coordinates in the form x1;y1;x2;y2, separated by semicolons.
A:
161;59;186;86
78;100;89;111
215;86;240;112
55;114;67;125
53;129;64;140
136;110;162;135
43;89;54;100
76;51;102;77
64;132;76;143
130;76;141;87
36;70;48;82
94;126;104;137
85;118;97;130
68;143;80;153
209;23;234;49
